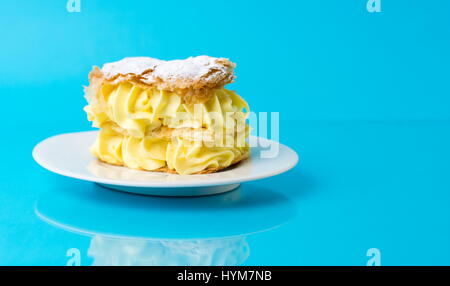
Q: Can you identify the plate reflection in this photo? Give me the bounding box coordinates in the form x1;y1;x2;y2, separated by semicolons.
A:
35;183;296;266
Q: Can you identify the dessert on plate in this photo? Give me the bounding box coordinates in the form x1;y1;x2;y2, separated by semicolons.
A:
84;56;250;175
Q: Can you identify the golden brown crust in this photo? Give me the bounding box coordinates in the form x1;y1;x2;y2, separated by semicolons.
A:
87;56;236;104
96;151;249;175
97;122;215;142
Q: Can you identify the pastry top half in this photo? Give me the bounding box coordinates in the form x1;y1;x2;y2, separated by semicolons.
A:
88;56;236;104
84;56;250;175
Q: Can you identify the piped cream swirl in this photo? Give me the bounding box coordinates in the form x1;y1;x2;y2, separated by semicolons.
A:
85;82;250;174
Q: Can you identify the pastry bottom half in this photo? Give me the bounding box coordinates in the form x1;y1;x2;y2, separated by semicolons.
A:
91;125;249;175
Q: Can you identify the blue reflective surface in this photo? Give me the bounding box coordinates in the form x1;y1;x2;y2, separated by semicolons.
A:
2;120;450;265
1;0;450;266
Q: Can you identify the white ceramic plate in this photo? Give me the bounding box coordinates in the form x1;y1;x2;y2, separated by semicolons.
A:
33;131;298;196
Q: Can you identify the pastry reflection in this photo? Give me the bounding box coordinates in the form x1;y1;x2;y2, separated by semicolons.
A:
35;183;295;266
88;236;249;266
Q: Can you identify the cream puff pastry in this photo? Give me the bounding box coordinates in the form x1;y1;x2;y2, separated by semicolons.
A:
84;56;250;175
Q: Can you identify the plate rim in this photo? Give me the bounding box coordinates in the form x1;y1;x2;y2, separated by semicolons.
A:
32;131;299;188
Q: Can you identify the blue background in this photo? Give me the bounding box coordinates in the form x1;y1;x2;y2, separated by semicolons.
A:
1;0;450;265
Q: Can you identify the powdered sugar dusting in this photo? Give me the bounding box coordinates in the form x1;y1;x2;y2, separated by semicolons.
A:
100;55;235;89
152;56;233;81
102;57;163;79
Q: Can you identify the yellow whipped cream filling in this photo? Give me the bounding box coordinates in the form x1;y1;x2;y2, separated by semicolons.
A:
85;82;250;174
91;124;249;175
85;82;249;138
